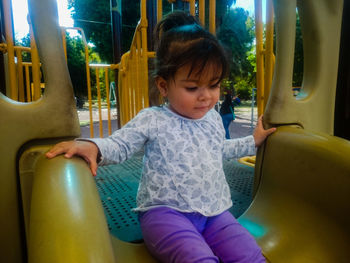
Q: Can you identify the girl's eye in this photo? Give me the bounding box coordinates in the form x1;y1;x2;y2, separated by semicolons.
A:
211;84;220;89
186;87;198;92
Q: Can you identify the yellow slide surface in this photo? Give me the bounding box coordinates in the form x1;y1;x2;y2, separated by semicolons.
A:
20;146;115;262
20;145;157;262
241;126;350;263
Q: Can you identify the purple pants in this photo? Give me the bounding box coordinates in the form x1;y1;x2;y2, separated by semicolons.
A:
139;207;265;263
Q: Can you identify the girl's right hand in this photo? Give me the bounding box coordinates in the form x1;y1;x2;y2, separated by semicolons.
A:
253;115;276;147
46;140;99;176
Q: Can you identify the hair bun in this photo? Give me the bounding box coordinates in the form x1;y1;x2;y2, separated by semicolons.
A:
154;11;199;44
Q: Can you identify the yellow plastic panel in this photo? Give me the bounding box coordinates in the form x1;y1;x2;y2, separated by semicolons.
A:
19;146;115;262
0;0;80;260
19;145;160;263
111;236;158;262
265;0;344;134
238;155;256;167
242;126;350;262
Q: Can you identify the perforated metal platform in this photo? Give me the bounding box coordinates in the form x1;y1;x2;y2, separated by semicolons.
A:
95;151;255;242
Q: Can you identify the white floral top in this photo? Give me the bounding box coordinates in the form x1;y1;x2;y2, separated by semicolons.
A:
90;106;256;216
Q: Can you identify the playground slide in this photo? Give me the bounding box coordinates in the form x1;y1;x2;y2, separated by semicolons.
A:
19;146;115;262
240;126;350;263
2;0;349;261
19;145;157;263
240;1;350;260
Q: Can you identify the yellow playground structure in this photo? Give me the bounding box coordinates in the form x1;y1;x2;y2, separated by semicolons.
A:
0;0;350;262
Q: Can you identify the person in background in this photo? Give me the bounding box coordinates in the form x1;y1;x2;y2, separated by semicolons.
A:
220;91;236;139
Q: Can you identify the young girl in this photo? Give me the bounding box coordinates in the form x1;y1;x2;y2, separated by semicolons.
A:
47;11;275;263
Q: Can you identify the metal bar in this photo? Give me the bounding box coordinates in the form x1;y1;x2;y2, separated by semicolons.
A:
96;68;103;138
14;46;31;52
61;28;67;61
87;64;94;138
264;0;274;110
15;49;25;102
110;0;122;129
3;0;18;100
114;0;150;126
251;88;256;131
124;59;130;123
140;0;149;109
28;16;41;101
63;27;94;137
25;65;31;102
189;0;195;16
254;0;265;117
209;0;216;34
120;53;129;125
157;0;163;21
141;0;147;21
89;63;112;68
104;69;112;135
199;0;205;26
135;31;141;113
128;55;134;119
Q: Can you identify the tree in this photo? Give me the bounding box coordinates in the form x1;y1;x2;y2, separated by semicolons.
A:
65;33;104;100
66;34;89;98
68;0;142;62
293;12;303;87
216;0;236;27
16;35;31;62
67;0;112;63
17;32;102;100
216;7;255;95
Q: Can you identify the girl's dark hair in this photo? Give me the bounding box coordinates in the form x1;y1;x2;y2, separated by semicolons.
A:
154;11;228;83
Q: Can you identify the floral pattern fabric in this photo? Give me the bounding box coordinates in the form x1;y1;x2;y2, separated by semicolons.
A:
90;106;256;216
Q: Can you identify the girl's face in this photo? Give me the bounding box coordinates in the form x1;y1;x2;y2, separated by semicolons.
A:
156;64;221;119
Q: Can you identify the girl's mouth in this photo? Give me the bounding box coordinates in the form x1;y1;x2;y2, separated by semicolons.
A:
195;105;209;109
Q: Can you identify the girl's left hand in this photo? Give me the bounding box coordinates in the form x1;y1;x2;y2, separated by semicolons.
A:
253;115;276;147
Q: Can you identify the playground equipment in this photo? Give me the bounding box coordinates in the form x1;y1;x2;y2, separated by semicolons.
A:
0;0;246;138
109;81;117;107
240;1;350;262
0;0;81;260
0;0;350;262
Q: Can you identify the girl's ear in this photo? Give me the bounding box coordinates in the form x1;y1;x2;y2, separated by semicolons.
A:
156;76;168;97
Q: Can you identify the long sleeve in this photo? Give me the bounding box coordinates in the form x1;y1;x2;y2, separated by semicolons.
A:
88;109;154;165
222;135;256;159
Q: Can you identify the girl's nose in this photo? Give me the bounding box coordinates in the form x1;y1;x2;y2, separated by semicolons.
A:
198;88;211;100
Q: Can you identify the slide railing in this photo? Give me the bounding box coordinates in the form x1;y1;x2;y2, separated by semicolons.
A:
20;146;116;262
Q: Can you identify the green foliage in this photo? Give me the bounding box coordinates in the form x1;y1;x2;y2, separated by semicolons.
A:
17;34;30;47
234;77;254;100
293;12;303;87
65;33;105;99
16;32;105;100
68;0;113;63
17;34;32;62
220;78;233;93
66;34;91;98
216;7;255;100
68;0;143;61
216;0;236;26
217;8;255;79
120;0;140;53
246;45;257;73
